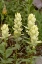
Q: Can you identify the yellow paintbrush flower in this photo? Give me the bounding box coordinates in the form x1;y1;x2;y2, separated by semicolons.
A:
26;13;41;47
13;13;22;38
1;24;10;39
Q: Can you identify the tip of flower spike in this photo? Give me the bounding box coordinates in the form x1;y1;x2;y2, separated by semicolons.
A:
28;13;36;22
28;13;35;17
15;13;22;21
1;24;8;30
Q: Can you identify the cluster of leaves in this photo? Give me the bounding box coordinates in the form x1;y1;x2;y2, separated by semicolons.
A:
0;42;14;64
0;36;36;64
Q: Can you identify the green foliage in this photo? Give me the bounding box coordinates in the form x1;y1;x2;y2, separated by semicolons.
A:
0;0;42;64
0;42;14;64
0;0;3;14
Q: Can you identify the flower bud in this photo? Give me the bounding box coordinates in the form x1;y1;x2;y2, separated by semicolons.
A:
2;5;7;15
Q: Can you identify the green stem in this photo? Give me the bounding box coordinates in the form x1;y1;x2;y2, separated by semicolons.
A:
26;61;28;64
3;39;7;64
3;46;6;64
16;49;17;60
15;49;17;64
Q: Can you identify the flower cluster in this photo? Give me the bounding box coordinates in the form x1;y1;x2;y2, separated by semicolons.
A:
13;13;22;38
1;24;10;39
27;13;40;46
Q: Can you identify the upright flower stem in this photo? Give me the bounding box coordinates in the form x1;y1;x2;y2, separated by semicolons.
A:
16;40;17;64
3;39;7;64
16;49;17;61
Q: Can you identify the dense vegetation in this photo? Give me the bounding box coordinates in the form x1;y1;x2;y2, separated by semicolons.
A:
0;0;42;64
